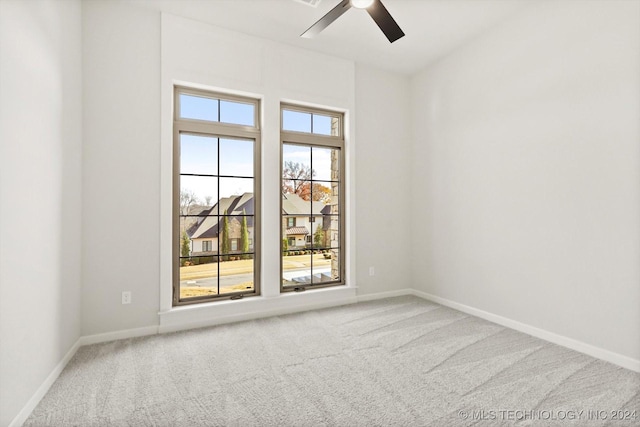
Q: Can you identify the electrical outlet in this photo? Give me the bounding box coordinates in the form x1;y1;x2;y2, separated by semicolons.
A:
122;291;132;305
369;266;375;276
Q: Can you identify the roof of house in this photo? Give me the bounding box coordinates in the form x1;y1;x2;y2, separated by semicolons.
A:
188;193;255;240
282;193;324;215
188;192;331;240
286;227;309;235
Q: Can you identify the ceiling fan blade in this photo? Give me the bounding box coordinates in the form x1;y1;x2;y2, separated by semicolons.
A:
301;0;352;38
366;0;405;43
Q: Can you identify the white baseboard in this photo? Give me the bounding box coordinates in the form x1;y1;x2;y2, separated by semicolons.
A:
9;339;81;427
411;289;640;373
79;325;160;346
356;288;413;302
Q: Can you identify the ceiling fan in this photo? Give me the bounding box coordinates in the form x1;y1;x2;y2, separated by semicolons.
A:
301;0;405;43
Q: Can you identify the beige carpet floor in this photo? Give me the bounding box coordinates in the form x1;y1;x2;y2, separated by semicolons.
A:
25;296;639;426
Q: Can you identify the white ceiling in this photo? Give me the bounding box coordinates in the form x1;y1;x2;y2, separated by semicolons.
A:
134;0;533;75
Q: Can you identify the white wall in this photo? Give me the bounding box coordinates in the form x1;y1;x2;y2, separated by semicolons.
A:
355;65;412;295
82;0;161;335
0;0;83;425
410;0;640;361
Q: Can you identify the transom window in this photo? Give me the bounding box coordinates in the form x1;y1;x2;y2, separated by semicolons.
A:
174;87;260;305
281;104;344;291
179;92;256;127
282;107;341;136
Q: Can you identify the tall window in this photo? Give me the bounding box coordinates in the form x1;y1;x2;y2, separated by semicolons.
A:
281;104;344;291
174;87;260;305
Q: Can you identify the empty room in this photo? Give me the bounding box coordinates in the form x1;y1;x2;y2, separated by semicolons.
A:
1;0;638;425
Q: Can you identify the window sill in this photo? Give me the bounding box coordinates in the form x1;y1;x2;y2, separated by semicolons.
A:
158;285;357;333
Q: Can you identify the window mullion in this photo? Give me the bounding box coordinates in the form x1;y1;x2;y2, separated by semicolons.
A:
217;137;221;297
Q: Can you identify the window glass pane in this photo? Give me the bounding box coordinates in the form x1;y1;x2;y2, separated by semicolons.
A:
219;100;255;126
283;144;311;173
312;114;333;135
325;215;340;248
242;217;254;253
177;227;191;261
179;255;219;299
307;182;332;205
180;175;218;211
283;109;311;133
219;177;253;202
312;146;340;181
186;216;220;252
283;216;310;248
313;249;340;284
311;250;331;284
283;180;312;204
219;214;252;255
282;217;295;251
218;215;234;255
330;116;340;136
208;181;253;219
190;238;214;254
282;252;312;287
180;94;218;122
308;216;326;248
179;216;202;255
313;182;341;229
282;194;311;245
219;254;254;295
313;180;339;214
283;144;311;197
219;138;253;177
180;134;218;175
180;176;218;215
